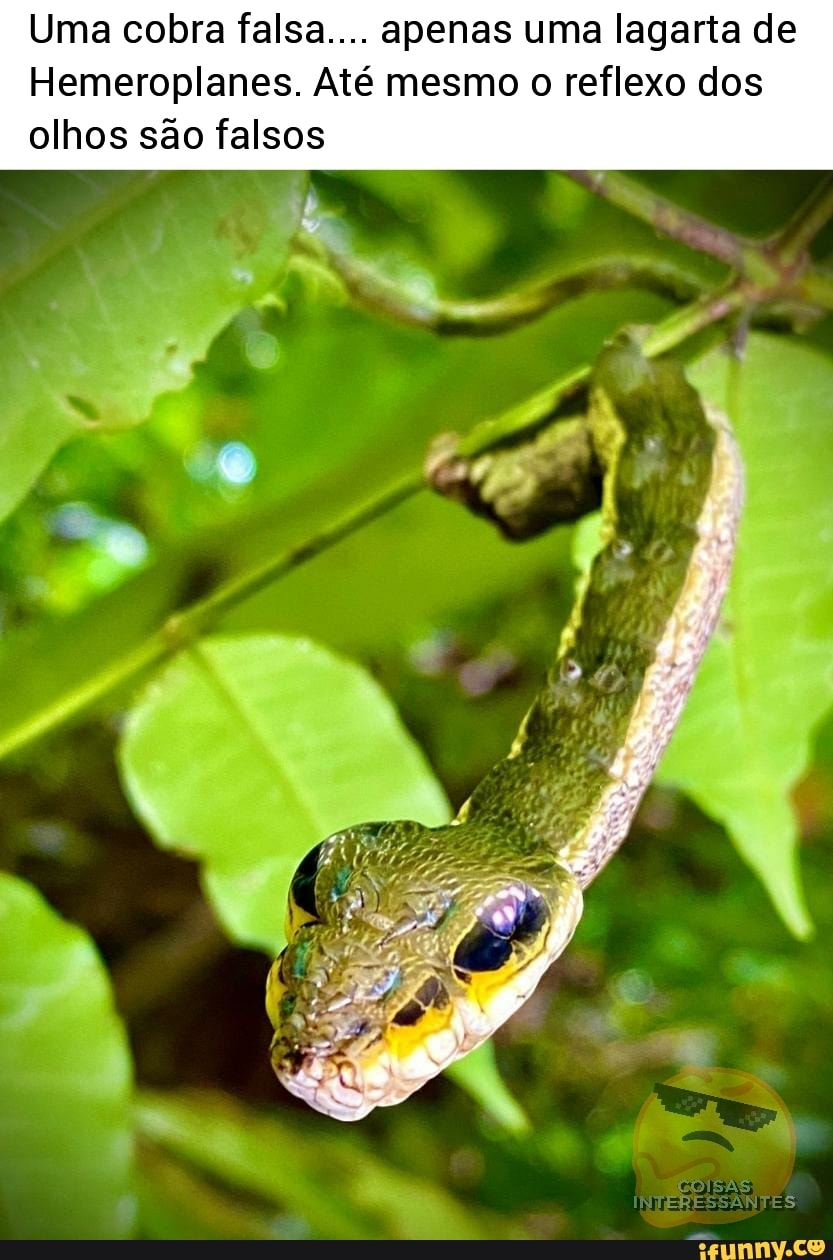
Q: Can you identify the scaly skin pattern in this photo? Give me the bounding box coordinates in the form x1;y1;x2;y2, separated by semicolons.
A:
267;339;744;1120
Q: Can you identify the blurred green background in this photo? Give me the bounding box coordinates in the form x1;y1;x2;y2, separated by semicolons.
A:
0;171;831;1240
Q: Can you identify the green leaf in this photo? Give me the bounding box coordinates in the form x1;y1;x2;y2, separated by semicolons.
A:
119;633;450;953
137;1145;290;1240
656;335;833;938
336;171;501;275
137;1090;521;1240
0;563;186;763
0;170;306;523
447;1043;531;1135
0;874;135;1240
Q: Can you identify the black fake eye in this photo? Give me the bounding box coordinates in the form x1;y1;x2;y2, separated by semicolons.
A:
392;975;450;1027
289;841;325;920
453;884;548;975
453;926;512;974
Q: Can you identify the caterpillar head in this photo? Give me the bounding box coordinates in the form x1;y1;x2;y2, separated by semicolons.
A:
267;818;582;1119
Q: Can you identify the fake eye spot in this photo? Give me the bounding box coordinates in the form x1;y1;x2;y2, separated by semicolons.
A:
386;976;453;1057
285;841;325;938
453;884;548;978
391;976;450;1027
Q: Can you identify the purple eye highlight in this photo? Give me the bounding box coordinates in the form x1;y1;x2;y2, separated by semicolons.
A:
453;884;549;977
476;884;547;941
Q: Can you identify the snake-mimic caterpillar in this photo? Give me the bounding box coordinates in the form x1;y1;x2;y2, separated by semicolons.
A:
266;338;744;1119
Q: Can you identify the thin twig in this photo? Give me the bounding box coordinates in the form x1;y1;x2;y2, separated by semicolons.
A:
773;174;833;263
162;474;422;646
642;284;745;358
565;170;833;316
295;231;705;335
297;230;818;344
565;170;748;269
0;475;422;761
457;285;746;457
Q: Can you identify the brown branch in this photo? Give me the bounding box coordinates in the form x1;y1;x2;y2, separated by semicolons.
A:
564;170;748;269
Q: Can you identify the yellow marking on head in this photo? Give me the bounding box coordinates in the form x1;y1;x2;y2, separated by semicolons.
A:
384;1002;453;1059
460;959;522;1011
285;896;317;942
265;958;288;1027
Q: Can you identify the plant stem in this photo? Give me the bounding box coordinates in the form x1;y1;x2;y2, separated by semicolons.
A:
162;473;422;645
774;174;833;263
295;231;705;335
641;285;745;357
0;475;422;761
803;267;833;310
565;170;747;268
566;170;833;316
457;284;746;458
0;635;168;762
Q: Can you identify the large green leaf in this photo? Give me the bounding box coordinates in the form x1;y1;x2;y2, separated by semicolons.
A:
656;336;833;937
0;170;306;523
119;633;450;953
0;874;135;1240
137;1089;522;1240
